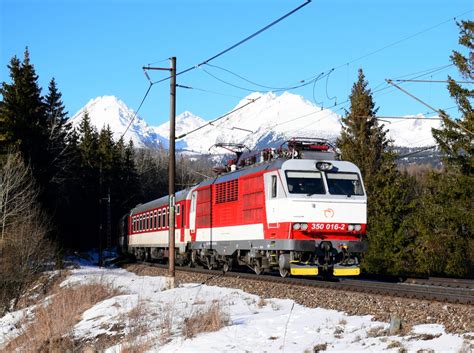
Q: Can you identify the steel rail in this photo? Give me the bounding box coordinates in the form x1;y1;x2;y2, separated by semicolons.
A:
133;262;474;305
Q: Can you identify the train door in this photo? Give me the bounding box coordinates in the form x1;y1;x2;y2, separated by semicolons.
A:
189;191;197;235
265;171;280;228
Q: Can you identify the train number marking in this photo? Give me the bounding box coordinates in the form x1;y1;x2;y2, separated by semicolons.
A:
310;223;346;231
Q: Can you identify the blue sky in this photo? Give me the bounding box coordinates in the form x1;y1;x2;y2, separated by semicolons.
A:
1;0;472;126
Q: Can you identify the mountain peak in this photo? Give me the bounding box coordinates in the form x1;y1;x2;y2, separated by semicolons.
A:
70;96;166;149
70;92;442;153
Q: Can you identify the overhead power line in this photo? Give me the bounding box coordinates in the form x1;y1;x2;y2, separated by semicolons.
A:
396;145;437;159
176;83;247;100
150;1;312;85
199;64;329;93
386;79;474;136
122;1;311;138
204;63;325;91
394;79;474;84
176;96;262;140
120;83;153;139
334;9;472;70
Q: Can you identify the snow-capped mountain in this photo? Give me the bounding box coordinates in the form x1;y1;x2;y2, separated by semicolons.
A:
175;92;343;154
153;111;207;150
382;113;441;147
70;93;442;153
69;96;167;149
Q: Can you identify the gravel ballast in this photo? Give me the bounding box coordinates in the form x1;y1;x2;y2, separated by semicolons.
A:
123;264;473;334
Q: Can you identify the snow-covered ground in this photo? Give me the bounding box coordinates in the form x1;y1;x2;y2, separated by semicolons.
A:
0;258;470;352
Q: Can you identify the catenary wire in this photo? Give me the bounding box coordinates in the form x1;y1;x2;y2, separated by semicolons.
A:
333;10;472;70
199;65;330;93
123;1;311;137
176;96;262;140
204;63;324;91
120;83;153;139
176;84;249;100
150;1;312;86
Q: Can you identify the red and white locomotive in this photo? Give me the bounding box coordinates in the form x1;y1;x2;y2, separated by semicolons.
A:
122;138;367;277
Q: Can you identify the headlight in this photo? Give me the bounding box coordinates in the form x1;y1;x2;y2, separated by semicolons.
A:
293;223;301;230
300;223;308;231
348;224;354;231
354;224;362;231
316;162;333;171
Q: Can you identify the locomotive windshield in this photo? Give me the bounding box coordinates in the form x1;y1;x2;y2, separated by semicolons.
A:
286;171;325;195
326;172;364;196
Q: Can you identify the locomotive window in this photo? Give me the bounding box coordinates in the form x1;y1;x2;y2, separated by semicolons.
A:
326;172;364;196
271;175;277;198
181;204;185;227
285;171;325;195
176;204;180;215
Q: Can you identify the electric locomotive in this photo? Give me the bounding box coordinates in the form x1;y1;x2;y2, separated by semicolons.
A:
122;137;367;277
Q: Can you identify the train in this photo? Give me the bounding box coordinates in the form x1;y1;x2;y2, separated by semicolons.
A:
119;137;368;277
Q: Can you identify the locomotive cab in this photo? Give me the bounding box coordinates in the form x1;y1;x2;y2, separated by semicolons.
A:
264;158;367;276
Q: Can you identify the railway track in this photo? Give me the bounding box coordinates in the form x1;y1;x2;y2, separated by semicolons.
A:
134;261;474;305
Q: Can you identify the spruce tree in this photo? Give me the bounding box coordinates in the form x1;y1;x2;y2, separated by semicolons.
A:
337;69;416;274
414;20;473;277
432;20;473;175
337;69;392;194
0;48;48;176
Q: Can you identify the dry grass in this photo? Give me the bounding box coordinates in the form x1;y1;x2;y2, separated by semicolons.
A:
338;318;347;325
459;340;473;353
118;300;154;353
312;343;328;352
14;270;69;311
367;325;388;338
3;280;121;353
158;303;175;344
387;340;402;349
257;297;267;308
182;301;230;339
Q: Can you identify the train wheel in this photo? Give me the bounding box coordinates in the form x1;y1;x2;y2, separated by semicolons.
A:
279;267;289;278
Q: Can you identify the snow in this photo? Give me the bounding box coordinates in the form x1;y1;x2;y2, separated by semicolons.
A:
69;96;167;149
384;114;442;147
70;92;442;153
1;258;470;352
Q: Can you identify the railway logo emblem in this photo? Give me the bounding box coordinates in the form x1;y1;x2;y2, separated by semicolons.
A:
324;208;334;218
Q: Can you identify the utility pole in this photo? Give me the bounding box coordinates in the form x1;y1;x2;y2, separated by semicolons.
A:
168;57;177;287
98;159;103;267
143;57;177;287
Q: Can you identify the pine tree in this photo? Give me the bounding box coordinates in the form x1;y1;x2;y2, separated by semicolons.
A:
337;69;416;274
